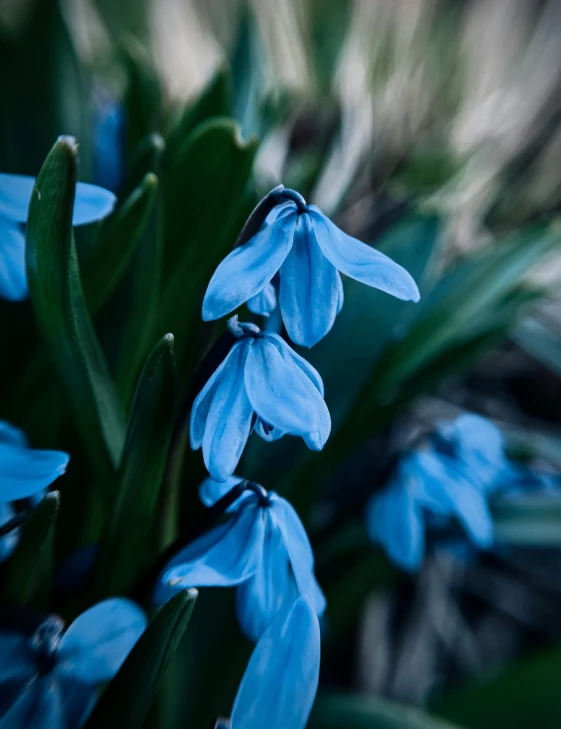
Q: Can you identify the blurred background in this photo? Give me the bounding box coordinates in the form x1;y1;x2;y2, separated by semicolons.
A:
3;0;561;727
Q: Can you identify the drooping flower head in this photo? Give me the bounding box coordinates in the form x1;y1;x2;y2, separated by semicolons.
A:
191;317;330;483
226;597;320;729
0;172;116;301
0;420;69;503
366;413;507;572
203;185;420;347
155;480;325;642
0;599;146;728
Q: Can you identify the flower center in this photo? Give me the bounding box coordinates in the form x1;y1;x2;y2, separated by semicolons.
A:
227;315;263;339
30;616;64;674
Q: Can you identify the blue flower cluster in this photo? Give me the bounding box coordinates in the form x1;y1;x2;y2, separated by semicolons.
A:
366;413;557;571
0;176;420;728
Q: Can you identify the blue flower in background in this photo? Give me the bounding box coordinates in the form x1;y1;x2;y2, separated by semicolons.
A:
0;598;146;728
191;317;330;482
92;88;125;192
0;420;69;502
0;172;116;301
155;483;325;642
366;413;507;572
227;597;320;729
202;186;419;347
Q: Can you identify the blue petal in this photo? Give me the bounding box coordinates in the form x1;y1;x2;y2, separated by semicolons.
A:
244;337;330;450
270;495;326;616
0;445;69;502
0;175;35;222
200;340;254;482
0;633;35;683
56;599;147;683
279;212;340;347
0;421;28;448
231;597;321;729
0;674;95;729
190;343;243;450
236;513;297;642
265;333;324;395
155;499;265;602
433;414;507;489
365;482;425;572
308;205;420;302
413;451;494;548
0;174;116;225
73;182;117;225
199;474;245;507
202;202;296;321
248;282;277;317
335;272;344;314
0;220;27;301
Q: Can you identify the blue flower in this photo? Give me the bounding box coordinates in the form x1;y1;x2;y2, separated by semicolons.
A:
366;413;505;572
155;484;325;642
227;597;320;729
0;598;146;728
191;318;330;482
0;172;116;301
0;420;69;502
202;186;419;347
92;89;125;192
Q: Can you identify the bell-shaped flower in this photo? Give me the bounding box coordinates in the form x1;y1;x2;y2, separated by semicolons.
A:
202;186;419;347
227;597;320;729
0;420;69;503
155;484;325;642
366;413;507;572
0;598;146;728
0;172;116;301
191;318;330;482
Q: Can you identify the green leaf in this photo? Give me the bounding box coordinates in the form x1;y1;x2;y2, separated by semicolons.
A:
84;173;159;313
432;647;561;729
161;117;258;371
123;36;163;164
513;316;561;376
165;65;231;162
122;132;165;199
2;492;60;610
113;185;164;407
309;692;465;729
94;334;176;596
84;589;198;729
25;137;125;473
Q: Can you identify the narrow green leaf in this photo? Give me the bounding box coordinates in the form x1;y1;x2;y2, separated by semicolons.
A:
84;589;198;729
113;187;164;407
165;65;231;162
123;36;162;164
25;136;125;471
84;173;159;313
161;118;257;370
2;492;60;610
94;334;176;596
310;692;465;729
122;132;165;198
